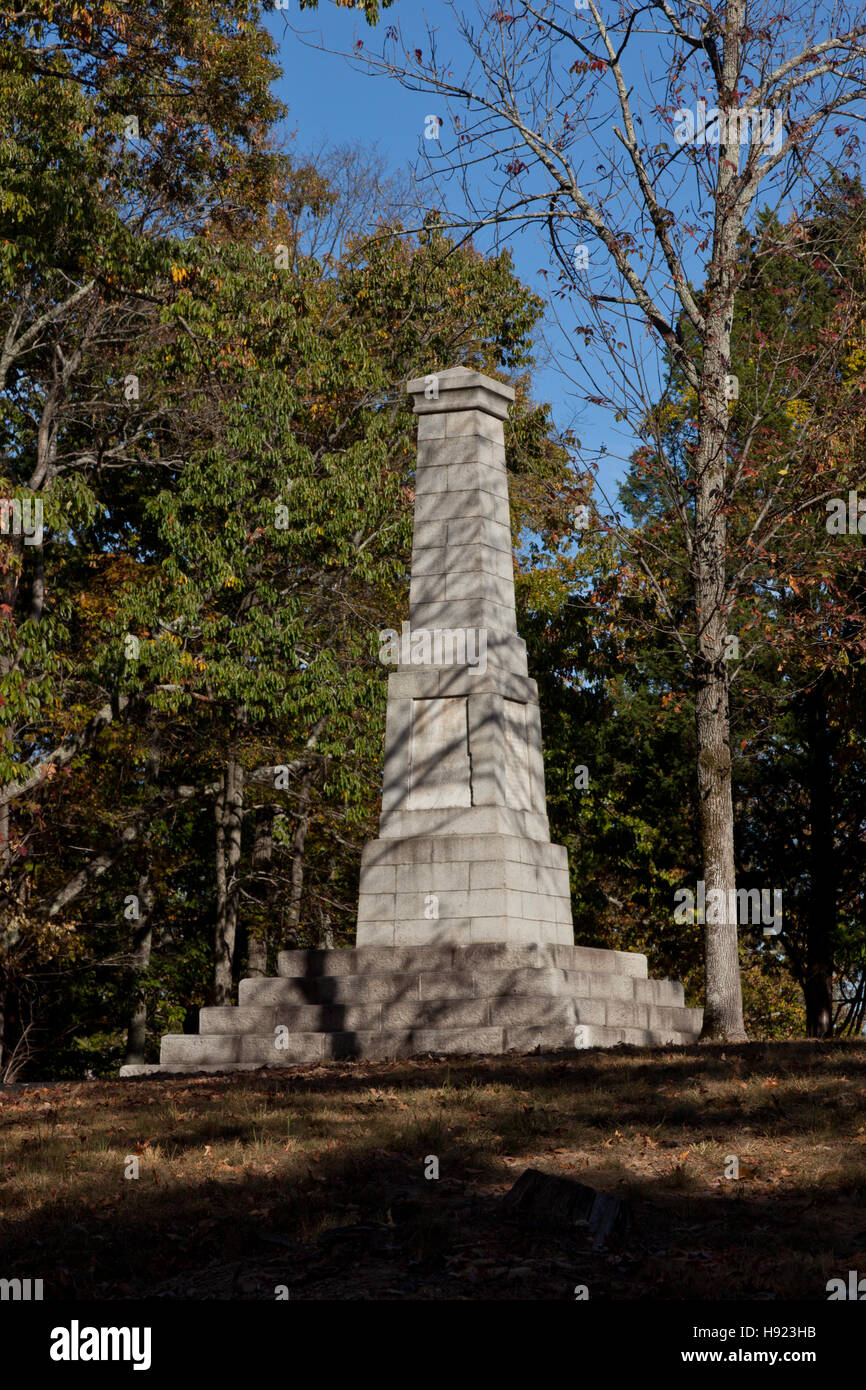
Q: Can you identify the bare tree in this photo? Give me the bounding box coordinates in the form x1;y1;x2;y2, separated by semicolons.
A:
292;139;420;266
338;0;866;1039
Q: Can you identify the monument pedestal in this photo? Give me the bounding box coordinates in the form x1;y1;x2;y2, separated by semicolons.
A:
124;368;700;1077
357;369;573;951
357;833;573;948
122;942;701;1072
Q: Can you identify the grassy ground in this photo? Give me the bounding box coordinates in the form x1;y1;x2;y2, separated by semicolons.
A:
1;1040;865;1300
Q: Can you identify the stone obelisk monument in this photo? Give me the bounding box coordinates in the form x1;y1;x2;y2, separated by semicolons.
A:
356;367;573;949
123;368;700;1074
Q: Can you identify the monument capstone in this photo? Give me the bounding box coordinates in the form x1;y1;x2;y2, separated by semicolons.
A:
122;367;700;1074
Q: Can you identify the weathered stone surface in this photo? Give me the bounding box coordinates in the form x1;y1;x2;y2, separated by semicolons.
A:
360;367;569;947
634;977;685;1005
120;1015;702;1073
132;369;701;1079
123;1009;700;1073
135;936;702;1072
376;806;551;843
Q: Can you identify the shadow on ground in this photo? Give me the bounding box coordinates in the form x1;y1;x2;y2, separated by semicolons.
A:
1;1041;864;1299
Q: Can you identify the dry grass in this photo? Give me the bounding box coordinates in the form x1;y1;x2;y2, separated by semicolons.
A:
1;1040;865;1299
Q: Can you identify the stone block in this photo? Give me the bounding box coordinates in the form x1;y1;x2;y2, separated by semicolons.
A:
383;669;432;699
467;919;511;942
274;946;439;978
411;1025;505;1054
357;864;396;895
380;806;551;840
633;978;684;1005
518;840;567;868
444;569;516;606
444;411;504;443
409;573;447;605
394;888;472;920
434;668;534;700
468;860;507;891
502;1025;577;1054
357;892;396;922
353;923;396;947
584;972;635;1001
554;896;574;925
605;1001;649;1029
551;968;590;995
418;971;477;1000
361;837;435;866
385;669;475;701
122;1062;276;1076
325;1030;414;1061
219;1003;379;1033
414;464;449;493
432;834;525;863
572;998;607;1025
447;517;512;552
411;545;450;576
647;1004;702;1033
560;944;647;978
407;367;514;408
447;462;508;498
419;489;508;526
409;597;515;632
240;1033;325;1064
472;966;567;997
161;1034;241;1064
394;919;472;947
576;1023;663;1049
455;942;555;971
522;892;559;923
199;1005;262;1033
524;704;547;814
416;413;447;440
415;490;487;525
382;997;489;1029
532;865;571;896
412;519;448;550
413;396;510;429
321;973;423;1004
488;995;577;1027
418;436;501;469
419;543;512;581
394;861;470;893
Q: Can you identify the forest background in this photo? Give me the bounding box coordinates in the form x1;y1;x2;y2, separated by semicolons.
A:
1;0;864;1080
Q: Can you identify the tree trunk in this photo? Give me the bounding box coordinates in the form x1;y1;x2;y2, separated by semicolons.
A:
247;805;274;976
0;796;8;1070
693;332;747;1040
691;38;748;1044
804;682;834;1036
694;640;745;1041
284;771;312;948
123;871;155;1067
214;756;244;1005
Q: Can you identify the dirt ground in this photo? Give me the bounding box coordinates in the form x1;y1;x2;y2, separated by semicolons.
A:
1;1040;864;1300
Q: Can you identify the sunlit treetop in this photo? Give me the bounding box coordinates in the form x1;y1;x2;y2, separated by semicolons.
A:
263;0;396;21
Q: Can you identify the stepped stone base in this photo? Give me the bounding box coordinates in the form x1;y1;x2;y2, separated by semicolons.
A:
120;942;702;1075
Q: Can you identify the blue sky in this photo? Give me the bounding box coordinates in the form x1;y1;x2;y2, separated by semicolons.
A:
262;1;863;511
264;1;629;502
